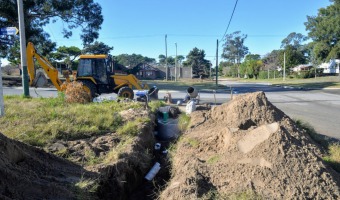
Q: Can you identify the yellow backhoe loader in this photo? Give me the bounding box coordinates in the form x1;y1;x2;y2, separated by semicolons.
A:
26;42;153;99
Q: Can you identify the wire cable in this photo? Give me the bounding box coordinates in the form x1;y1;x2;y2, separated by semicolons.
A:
220;0;239;41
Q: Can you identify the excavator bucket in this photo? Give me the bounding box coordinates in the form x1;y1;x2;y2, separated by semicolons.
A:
32;71;48;88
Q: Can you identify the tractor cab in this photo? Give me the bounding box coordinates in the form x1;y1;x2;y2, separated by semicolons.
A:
77;55;117;95
77;55;114;84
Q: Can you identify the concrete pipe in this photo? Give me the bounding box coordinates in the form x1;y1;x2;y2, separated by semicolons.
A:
187;87;198;98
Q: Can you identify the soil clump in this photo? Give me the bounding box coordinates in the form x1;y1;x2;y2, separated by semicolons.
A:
160;91;340;199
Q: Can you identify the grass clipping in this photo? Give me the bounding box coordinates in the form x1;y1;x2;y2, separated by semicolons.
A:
64;82;92;103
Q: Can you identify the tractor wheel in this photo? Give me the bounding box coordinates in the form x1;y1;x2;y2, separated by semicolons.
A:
79;81;97;98
117;87;134;99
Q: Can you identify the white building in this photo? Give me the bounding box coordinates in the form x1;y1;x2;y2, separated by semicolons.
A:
318;59;340;74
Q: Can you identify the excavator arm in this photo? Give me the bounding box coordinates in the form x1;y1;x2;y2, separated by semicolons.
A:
26;42;65;91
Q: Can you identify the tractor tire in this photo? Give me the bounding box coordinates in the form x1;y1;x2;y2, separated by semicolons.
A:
79;80;97;98
117;87;134;99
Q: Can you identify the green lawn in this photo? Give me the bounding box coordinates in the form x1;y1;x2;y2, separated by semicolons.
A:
225;76;340;89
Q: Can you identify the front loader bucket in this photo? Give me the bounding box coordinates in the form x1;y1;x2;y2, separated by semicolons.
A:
148;86;159;100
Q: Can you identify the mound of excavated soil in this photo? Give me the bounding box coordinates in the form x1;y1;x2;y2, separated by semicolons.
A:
160;92;340;199
0;132;96;199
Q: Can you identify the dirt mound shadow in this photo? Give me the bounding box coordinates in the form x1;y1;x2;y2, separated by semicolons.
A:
0;132;96;199
160;91;340;199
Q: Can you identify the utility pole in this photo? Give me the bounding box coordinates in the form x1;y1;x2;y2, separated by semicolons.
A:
0;60;4;116
17;0;29;97
283;52;286;81
267;68;270;79
165;34;168;81
216;39;218;86
175;43;177;82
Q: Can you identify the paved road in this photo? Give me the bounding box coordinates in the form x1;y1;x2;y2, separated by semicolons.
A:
3;82;340;139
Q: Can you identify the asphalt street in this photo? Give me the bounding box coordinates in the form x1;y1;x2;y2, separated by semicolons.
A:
2;81;340;139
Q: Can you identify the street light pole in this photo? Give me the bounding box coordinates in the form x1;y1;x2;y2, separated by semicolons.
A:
17;0;30;97
175;43;177;82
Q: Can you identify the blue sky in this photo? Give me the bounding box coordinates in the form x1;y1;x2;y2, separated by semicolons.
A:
1;0;332;66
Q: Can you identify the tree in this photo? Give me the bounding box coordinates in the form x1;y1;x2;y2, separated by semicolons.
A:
277;32;308;69
0;0;103;60
50;46;81;69
280;32;308;49
158;54;177;66
176;55;185;65
82;41;113;55
281;45;307;68
2;65;14;75
219;61;235;77
240;54;263;79
221;31;249;77
262;50;282;70
305;0;340;61
115;54;155;67
183;47;211;77
166;56;175;66
158;54;166;65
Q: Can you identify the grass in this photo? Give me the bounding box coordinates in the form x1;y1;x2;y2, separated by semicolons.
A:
295;119;340;173
104;136;134;164
207;155;220;164
234;75;340;89
148;100;166;113
323;144;340;172
0;95;144;147
117;121;139;136
227;190;262;200
178;113;191;132
84;148;103;166
199;190;262;200
185;137;199;148
74;177;99;199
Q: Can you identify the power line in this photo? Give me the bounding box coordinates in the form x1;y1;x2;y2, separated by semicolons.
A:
220;0;239;41
51;34;286;42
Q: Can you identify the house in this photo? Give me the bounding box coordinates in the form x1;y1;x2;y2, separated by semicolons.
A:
129;63;165;79
318;59;340;74
292;64;313;72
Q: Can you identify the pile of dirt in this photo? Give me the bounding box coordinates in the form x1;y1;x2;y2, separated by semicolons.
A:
160;91;340;199
64;81;92;103
0;132;96;199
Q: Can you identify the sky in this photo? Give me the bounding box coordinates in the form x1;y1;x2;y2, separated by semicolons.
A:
1;0;333;66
